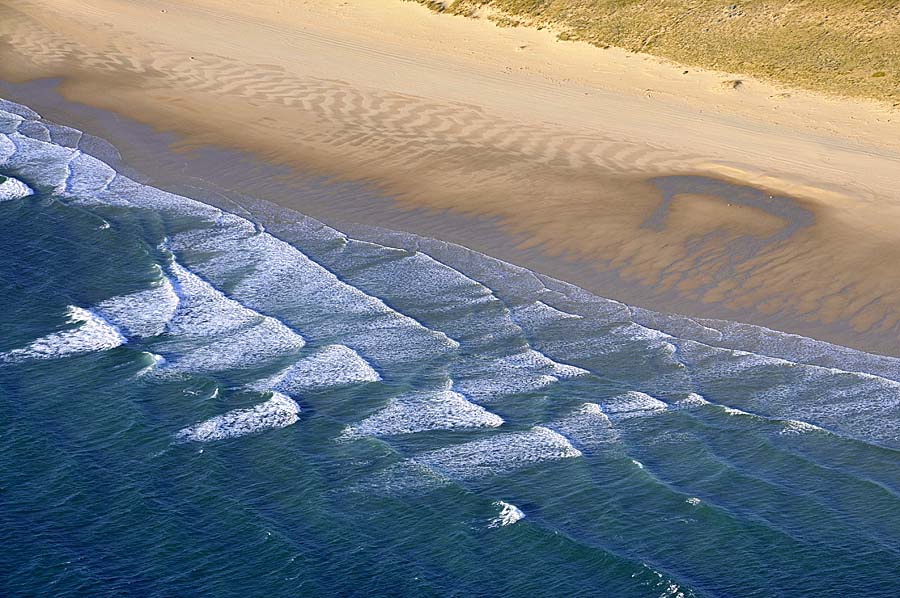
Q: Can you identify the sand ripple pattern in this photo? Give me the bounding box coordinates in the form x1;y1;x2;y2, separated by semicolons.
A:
6;0;900;353
4;100;900;464
6;96;900;596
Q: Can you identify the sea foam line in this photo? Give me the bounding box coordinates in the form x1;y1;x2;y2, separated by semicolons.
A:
174;392;300;443
5;99;900;451
489;501;525;528
0;306;126;362
0;173;32;201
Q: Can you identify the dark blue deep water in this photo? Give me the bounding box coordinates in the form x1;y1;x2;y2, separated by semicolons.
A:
2;98;900;597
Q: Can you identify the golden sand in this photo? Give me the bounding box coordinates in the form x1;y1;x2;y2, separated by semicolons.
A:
2;0;900;352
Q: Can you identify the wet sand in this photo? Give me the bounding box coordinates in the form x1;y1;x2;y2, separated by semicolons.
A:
2;0;900;354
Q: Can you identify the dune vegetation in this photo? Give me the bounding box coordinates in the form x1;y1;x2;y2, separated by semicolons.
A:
416;0;900;104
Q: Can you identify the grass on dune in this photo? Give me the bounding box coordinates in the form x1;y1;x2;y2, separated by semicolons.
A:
414;0;900;104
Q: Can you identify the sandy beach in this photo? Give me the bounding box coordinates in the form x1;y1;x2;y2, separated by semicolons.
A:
7;4;900;592
2;0;900;354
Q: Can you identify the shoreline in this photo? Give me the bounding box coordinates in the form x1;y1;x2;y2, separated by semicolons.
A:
9;90;900;383
2;0;900;355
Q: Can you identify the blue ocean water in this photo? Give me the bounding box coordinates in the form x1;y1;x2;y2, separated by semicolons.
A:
1;97;900;597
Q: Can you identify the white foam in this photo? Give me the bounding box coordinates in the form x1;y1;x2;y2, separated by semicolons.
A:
156;260;305;373
5;119;580;403
489;501;525;528
12;105;900;449
136;352;166;377
3;133;77;193
0;134;16;164
165;222;460;367
17;119;51;142
64;151;117;197
662;340;900;445
738;364;900;446
509;300;583;328
674;341;788;382
174;392;300;442
779;420;825;435
248;238;590;398
163;317;306;374
0;174;32;201
94;278;179;338
660;583;688;598
545;403;618;450
46;122;84;149
166;261;262;337
724;406;752;417
601;391;669;418
504;351;588;379
0;102;40;120
569;321;684;369
343;248;496;309
1;306;126;362
614;322;673;343
0;108;24;126
342;389;503;439
691;317;900;383
536;319;677;367
454;372;558;402
455;348;589;402
631;308;724;345
671;393;710;409
685;497;702;506
411;426;581;481
253;344;380;395
674;393;834;439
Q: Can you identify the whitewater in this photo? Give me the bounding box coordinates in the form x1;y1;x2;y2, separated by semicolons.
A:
2;97;899;597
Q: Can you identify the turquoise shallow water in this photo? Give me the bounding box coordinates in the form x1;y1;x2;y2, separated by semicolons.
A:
2;97;900;597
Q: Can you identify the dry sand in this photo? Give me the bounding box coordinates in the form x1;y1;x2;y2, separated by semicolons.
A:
2;0;900;353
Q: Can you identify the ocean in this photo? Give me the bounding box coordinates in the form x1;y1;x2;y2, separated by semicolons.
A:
1;97;899;597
